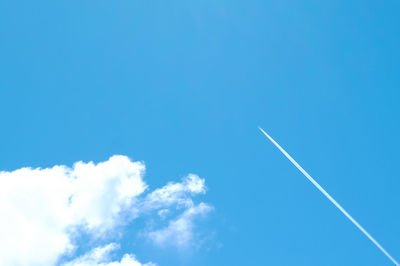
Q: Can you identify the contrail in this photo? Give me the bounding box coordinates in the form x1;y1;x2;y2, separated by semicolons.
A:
258;127;399;266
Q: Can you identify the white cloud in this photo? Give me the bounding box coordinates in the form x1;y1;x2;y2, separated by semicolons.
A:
62;244;155;266
141;173;206;211
0;155;211;266
147;203;212;248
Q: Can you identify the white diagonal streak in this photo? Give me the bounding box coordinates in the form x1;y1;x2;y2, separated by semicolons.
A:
259;127;398;266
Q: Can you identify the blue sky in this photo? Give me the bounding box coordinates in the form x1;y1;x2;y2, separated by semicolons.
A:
0;0;399;265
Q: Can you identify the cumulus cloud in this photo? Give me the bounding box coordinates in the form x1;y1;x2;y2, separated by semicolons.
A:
62;244;155;266
0;155;211;266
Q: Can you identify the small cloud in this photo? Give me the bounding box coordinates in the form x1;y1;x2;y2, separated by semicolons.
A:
62;243;155;266
183;174;207;194
141;174;207;211
157;209;170;220
146;203;213;248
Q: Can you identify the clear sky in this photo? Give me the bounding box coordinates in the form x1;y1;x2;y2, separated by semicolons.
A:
0;0;399;265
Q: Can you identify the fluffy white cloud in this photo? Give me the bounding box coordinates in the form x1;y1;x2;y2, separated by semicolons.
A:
63;244;155;266
0;155;210;266
141;173;206;212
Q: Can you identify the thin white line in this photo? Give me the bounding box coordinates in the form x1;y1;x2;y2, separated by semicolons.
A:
258;127;399;266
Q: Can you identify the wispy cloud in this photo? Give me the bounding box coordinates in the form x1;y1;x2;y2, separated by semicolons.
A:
147;203;212;248
0;155;211;266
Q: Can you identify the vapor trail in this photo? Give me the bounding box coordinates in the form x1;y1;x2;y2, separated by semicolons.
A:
258;127;399;266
